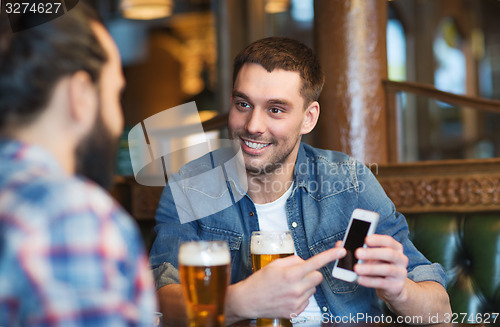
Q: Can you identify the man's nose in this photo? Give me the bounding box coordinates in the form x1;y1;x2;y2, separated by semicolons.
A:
245;108;266;135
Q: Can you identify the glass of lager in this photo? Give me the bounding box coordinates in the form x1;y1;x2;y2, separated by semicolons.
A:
251;231;294;327
179;240;231;327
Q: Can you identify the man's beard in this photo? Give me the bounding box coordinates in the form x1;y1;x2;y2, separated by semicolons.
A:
75;110;119;189
245;143;294;176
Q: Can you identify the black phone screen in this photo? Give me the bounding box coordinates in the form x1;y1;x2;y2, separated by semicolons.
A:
337;219;371;271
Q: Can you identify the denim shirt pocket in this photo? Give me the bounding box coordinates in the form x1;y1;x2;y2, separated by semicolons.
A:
198;223;243;266
310;233;359;294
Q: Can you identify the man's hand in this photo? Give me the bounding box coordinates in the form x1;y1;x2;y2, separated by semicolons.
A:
225;247;346;324
348;234;451;320
353;234;409;303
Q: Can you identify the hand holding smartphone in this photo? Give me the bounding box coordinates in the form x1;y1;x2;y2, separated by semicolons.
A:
331;208;379;283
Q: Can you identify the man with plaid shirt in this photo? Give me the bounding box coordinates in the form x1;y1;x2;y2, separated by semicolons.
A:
0;3;156;325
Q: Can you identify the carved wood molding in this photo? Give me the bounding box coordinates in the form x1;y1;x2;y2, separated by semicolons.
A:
114;159;500;219
374;159;500;213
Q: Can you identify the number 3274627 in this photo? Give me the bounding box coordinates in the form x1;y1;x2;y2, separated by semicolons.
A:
443;312;499;324
4;2;63;15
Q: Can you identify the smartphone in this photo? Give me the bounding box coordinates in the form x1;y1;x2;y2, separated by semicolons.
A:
331;208;380;283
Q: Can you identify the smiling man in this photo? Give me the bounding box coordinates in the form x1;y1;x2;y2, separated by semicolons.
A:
150;37;451;325
229;61;319;205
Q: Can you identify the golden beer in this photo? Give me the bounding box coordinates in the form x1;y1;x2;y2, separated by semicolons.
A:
251;231;294;327
252;253;293;271
179;241;231;327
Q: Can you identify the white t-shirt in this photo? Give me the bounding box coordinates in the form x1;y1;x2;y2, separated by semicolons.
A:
254;183;322;325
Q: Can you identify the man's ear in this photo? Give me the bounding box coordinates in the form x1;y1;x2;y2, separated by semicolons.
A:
67;70;98;131
300;101;320;135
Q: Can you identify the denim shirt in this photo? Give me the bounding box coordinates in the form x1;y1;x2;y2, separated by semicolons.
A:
150;143;446;317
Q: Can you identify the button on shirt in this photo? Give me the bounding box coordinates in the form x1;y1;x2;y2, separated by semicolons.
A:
254;183;322;321
0;140;157;326
150;143;447;317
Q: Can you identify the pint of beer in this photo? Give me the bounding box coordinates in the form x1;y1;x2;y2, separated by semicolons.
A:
251;231;294;271
179;241;231;327
251;231;294;327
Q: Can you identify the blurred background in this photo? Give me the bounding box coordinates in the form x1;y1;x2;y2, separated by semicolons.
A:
82;0;500;172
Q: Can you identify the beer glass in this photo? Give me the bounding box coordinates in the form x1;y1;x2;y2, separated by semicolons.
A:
251;231;294;327
179;240;231;327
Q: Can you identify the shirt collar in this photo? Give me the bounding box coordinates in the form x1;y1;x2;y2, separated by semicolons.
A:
293;142;311;191
0;138;64;175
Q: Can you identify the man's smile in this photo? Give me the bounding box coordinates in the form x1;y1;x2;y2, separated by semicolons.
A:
241;138;271;154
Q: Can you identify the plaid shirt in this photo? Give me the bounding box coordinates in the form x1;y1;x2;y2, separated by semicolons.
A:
0;139;157;326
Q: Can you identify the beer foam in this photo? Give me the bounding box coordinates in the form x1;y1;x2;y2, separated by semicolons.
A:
179;242;231;266
251;236;295;255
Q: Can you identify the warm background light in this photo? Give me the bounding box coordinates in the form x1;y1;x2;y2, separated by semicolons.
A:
120;0;174;20
265;0;290;14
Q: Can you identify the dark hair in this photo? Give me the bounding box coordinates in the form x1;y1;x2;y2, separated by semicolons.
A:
0;3;107;129
232;37;325;107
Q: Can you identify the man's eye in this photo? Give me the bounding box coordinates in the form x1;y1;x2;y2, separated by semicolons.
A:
270;108;282;114
238;102;250;108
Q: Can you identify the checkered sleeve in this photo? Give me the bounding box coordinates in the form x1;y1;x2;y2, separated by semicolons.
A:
5;181;157;326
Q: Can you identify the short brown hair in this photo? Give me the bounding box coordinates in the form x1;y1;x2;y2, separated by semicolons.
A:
232;37;325;107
